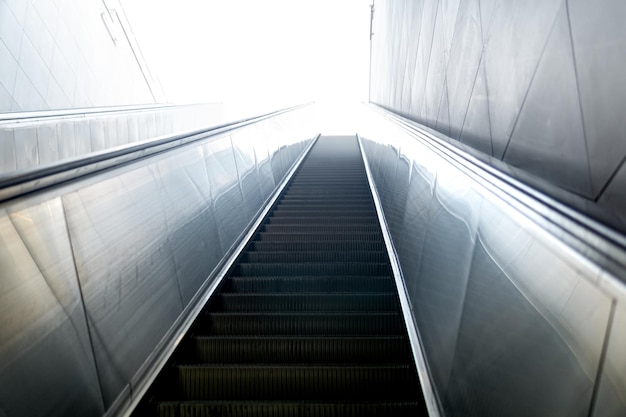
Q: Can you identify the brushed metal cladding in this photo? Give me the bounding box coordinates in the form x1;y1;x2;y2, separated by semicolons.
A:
231;131;264;221
204;139;247;254
0;200;103;417
446;242;594;417
409;0;439;117
63;166;185;406
0;128;16;171
57;121;77;160
445;0;482;140
13;127;38;170
458;59;492;155
399;0;423;114
594;298;626;417
371;0;626;227
36;124;58;166
422;5;448;129
482;0;562;158
0;105;316;416
359;123;615;417
568;0;626;196
152;147;223;305
598;162;626;218
504;4;592;197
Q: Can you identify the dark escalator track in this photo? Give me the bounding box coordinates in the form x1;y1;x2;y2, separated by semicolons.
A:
134;136;427;417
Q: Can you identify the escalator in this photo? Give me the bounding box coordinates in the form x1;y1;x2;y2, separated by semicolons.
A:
133;136;427;417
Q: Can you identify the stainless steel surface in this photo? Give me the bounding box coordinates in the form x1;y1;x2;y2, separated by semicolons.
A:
0;103;312;202
358;134;442;417
0;103;222;175
358;106;624;417
0;199;103;417
0;105;316;416
370;0;626;232
568;0;626;196
119;134;320;417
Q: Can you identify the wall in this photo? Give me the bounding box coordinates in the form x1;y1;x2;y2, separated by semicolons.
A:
370;0;626;230
0;0;159;112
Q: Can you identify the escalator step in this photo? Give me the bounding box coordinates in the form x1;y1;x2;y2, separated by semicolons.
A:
267;216;376;225
250;241;385;252
210;293;398;312
256;233;382;242
199;312;404;336
157;401;423;417
133;137;427;417
177;365;419;401
271;209;374;217
233;262;391;277
224;276;394;293
262;225;379;234
192;336;411;364
279;197;372;204
243;251;387;263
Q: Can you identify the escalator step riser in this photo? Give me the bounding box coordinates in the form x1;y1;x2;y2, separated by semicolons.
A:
251;241;386;252
279;197;372;203
271;210;374;217
263;225;380;234
224;277;395;293
199;313;404;336
283;193;371;199
256;233;382;242
243;252;386;263
285;188;371;194
157;401;423;417
276;204;374;211
211;294;398;312
267;216;375;225
177;365;419;401
193;336;411;364
233;263;391;277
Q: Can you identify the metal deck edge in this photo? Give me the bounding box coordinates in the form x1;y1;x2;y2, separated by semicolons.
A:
357;133;443;417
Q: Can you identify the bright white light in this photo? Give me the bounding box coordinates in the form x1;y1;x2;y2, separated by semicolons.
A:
121;0;371;109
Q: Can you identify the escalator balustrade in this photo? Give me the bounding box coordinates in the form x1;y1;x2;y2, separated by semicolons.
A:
134;136;427;417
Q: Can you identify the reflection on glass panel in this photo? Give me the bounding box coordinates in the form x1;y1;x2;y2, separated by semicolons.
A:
0;200;103;416
359;116;614;417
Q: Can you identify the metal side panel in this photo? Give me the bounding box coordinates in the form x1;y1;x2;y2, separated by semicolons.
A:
357;135;443;417
357;109;620;417
0;199;104;417
0;105;318;417
118;133;320;417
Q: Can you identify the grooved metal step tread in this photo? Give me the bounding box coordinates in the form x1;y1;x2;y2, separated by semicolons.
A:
262;225;380;234
192;336;411;364
243;251;386;263
224;276;395;293
211;293;398;312
199;312;404;336
256;233;382;242
177;364;419;401
157;401;424;417
271;209;374;216
267;216;376;224
233;262;391;277
250;241;386;252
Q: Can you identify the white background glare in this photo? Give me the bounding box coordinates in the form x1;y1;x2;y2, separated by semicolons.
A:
121;0;372;111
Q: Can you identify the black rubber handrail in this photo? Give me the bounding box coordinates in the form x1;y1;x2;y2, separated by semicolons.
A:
0;102;313;204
